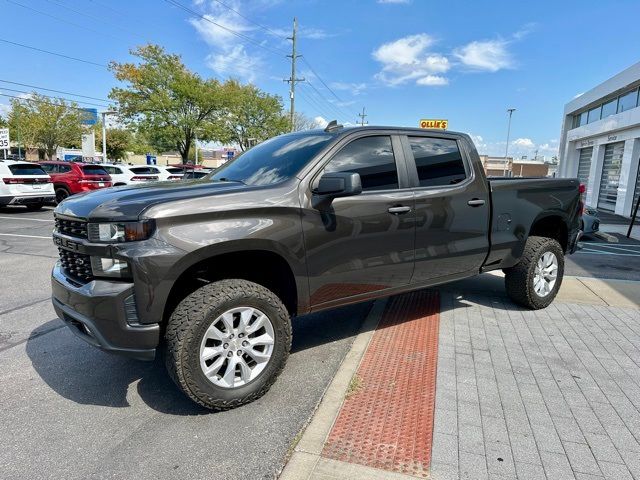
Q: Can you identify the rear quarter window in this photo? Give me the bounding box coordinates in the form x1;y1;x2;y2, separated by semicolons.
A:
408;137;467;187
82;165;109;175
129;167;158;174
8;164;47;175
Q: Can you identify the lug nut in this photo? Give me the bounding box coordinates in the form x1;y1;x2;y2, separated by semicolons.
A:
229;334;234;339
238;333;244;338
242;341;248;347
223;343;229;349
237;350;243;356
227;351;233;357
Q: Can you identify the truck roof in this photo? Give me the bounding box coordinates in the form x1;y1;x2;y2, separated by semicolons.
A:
316;124;467;137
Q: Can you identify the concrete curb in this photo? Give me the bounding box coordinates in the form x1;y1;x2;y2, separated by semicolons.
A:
279;298;389;480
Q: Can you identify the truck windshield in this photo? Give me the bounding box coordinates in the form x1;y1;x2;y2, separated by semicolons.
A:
210;132;335;186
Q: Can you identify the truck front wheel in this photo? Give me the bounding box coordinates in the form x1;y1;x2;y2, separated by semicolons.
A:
504;235;564;309
164;279;292;410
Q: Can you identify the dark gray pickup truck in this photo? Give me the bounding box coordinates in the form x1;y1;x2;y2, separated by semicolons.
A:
51;124;582;409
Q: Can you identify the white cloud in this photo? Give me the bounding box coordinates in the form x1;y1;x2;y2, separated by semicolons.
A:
330;82;367;96
416;75;448;86
512;138;534;148
188;0;267;81
314;116;329;128
453;39;513;72
372;34;450;86
512;22;536;40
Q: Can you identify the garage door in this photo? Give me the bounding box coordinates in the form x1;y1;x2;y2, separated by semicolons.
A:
598;142;625;211
577;147;593;195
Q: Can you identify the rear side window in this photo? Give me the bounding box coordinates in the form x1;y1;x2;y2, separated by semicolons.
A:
166;167;183;174
408;137;467;187
40;163;57;173
82;165;108;175
129;167;157;174
8;164;47;175
105;166;122;174
59;164;72;173
324;136;398;191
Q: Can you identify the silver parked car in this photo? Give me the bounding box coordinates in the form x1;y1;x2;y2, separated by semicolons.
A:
581;206;600;235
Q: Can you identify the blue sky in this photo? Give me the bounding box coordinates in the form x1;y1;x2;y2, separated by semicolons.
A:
1;0;639;158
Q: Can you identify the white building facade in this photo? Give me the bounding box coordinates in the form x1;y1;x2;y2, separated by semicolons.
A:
558;61;640;217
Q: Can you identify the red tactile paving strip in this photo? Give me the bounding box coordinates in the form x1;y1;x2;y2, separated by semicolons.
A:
322;290;440;478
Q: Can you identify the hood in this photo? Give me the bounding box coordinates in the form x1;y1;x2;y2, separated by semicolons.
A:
55;180;249;220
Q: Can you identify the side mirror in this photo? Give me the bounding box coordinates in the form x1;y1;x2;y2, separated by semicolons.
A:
314;172;362;200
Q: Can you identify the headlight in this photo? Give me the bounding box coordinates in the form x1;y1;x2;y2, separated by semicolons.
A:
87;221;155;243
90;257;131;278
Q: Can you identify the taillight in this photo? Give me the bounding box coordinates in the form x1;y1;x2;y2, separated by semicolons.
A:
3;177;51;184
579;184;586;194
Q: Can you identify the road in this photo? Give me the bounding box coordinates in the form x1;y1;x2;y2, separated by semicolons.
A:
0;206;371;480
566;232;640;280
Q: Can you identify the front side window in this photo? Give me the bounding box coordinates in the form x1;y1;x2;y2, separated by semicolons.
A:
408;136;466;187
59;164;72;173
323;136;398;191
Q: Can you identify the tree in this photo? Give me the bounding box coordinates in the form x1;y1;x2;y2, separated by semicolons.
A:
7;93;85;160
292;112;322;131
109;44;223;163
94;124;133;161
217;80;290;152
0;114;7;128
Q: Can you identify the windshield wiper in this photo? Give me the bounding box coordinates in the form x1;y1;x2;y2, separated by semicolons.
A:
215;177;246;185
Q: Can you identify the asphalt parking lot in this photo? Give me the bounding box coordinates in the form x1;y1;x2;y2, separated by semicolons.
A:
0;206;371;480
567;232;640;281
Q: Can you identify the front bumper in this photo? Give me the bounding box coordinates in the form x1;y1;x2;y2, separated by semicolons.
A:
0;194;55;205
51;263;160;360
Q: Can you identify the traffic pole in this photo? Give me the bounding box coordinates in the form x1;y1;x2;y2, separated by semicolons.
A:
101;112;107;163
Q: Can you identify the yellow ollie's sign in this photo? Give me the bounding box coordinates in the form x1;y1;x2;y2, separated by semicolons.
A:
419;119;448;130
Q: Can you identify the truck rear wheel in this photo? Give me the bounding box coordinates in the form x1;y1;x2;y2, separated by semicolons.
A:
164;279;292;410
504;235;564;309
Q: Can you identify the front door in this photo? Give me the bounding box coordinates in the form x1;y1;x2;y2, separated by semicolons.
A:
301;134;415;307
402;134;490;283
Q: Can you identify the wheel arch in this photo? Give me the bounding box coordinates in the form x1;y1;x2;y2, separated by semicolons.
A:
161;241;307;325
528;213;570;252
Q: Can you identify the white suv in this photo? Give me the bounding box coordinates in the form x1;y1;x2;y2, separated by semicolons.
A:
100;164;161;186
0;160;55;211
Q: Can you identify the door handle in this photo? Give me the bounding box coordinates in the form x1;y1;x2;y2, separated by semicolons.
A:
388;206;411;215
467;198;485;207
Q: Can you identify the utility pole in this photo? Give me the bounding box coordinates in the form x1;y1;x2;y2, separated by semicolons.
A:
503;108;515;177
358;107;368;126
284;17;304;131
194;132;198;164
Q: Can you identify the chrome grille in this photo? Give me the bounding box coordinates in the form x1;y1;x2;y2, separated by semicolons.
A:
58;248;93;283
55;216;88;239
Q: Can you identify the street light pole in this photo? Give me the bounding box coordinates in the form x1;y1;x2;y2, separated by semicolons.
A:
101;111;107;162
503;108;516;177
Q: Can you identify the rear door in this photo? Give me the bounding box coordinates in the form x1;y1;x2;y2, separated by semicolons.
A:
301;133;415;307
401;134;490;283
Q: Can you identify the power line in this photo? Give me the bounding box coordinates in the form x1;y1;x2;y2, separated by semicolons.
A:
42;0;133;36
4;0;121;41
304;80;349;121
0;79;110;103
0;38;107;68
0;87;110;108
297;86;338;121
163;0;287;58
0;93;106;112
209;0;286;40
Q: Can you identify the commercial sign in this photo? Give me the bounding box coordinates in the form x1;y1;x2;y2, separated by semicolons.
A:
81;108;98;126
81;132;96;158
0;128;9;150
419;119;448;130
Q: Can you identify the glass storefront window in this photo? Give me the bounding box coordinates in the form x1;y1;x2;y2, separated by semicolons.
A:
618;89;638;113
601;99;617;118
587;106;601;123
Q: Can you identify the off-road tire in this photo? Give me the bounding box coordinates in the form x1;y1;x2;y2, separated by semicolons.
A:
25;202;44;211
164;279;292;410
504;235;564;309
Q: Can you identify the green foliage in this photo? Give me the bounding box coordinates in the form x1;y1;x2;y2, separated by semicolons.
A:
109;44;223;163
217;80;290;151
7;93;85;160
93;124;133;161
0;114;7;128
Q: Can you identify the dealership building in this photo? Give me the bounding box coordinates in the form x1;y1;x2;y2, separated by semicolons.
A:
558;61;640;217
